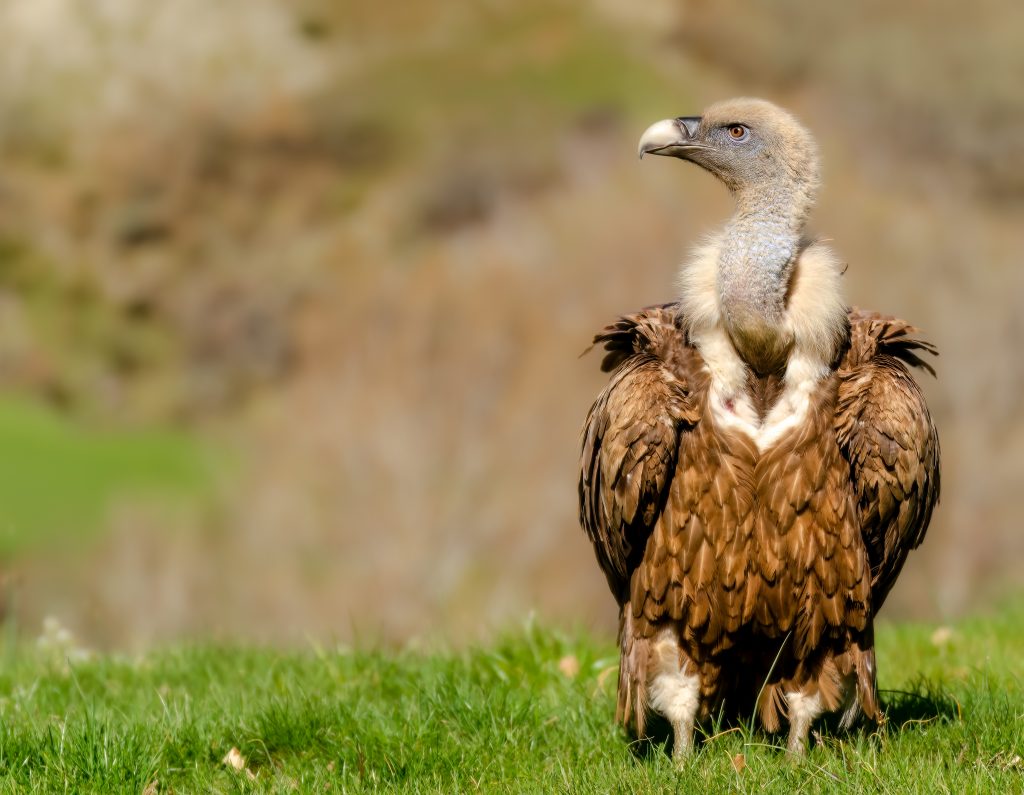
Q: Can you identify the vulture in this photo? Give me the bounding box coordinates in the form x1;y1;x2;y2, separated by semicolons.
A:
579;98;939;758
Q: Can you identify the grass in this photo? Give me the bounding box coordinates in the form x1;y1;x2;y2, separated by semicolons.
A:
0;396;215;555
0;607;1020;793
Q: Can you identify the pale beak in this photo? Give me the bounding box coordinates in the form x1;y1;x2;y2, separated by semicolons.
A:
638;116;703;159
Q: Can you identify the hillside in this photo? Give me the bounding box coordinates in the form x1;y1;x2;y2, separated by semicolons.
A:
0;0;1021;645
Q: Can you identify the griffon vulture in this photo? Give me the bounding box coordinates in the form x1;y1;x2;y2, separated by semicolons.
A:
579;98;939;758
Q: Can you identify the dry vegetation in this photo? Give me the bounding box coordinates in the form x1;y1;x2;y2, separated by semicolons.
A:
0;0;1021;646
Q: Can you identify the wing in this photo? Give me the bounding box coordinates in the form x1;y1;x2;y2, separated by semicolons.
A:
579;307;702;605
835;310;940;611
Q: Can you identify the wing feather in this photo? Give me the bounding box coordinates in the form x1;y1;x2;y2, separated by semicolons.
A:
579;307;701;604
836;310;940;610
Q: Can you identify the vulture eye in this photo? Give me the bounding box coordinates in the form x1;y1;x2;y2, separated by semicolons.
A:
727;124;749;141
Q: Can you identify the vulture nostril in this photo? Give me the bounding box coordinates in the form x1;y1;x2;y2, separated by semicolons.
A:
677;116;702;139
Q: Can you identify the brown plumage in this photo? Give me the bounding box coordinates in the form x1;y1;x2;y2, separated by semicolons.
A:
579;99;939;759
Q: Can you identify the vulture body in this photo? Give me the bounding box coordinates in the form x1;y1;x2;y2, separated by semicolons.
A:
579;99;939;757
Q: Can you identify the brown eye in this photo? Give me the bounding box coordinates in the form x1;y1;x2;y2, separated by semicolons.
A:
728;124;748;140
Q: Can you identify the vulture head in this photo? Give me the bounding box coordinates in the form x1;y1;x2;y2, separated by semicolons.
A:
638;98;819;204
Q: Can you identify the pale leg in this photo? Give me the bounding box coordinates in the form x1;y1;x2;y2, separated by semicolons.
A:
647;629;701;763
785;689;824;756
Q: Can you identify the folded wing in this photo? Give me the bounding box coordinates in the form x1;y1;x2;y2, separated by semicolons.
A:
579;307;702;605
836;311;941;610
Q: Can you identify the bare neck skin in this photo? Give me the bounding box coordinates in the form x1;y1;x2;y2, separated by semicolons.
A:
717;183;812;375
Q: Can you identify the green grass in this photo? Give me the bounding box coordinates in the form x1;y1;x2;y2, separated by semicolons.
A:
0;606;1021;793
0;396;215;555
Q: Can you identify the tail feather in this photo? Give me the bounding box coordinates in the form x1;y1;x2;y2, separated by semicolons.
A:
840;643;882;729
616;610;651;737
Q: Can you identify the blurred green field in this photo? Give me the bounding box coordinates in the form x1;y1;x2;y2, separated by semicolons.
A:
0;396;213;556
0;605;1020;792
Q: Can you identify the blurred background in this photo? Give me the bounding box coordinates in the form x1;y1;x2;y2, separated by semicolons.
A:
0;0;1021;649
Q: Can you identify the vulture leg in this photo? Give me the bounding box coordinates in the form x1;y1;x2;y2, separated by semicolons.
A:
647;628;701;763
784;688;824;757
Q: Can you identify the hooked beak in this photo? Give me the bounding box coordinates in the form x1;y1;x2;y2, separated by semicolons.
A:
638;116;703;159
